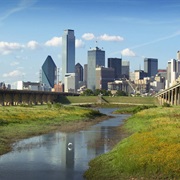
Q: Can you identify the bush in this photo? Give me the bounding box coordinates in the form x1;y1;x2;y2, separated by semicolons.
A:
20;103;33;107
162;102;171;107
132;105;157;114
53;103;63;109
0;119;9;126
47;103;52;109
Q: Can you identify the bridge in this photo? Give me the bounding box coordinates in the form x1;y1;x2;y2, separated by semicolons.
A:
155;82;180;105
0;89;79;106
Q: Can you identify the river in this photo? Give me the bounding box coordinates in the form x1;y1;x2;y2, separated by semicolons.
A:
0;108;130;180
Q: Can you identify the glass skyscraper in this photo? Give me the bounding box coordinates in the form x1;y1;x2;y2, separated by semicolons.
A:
122;60;130;79
42;55;57;88
62;29;75;83
108;58;122;79
144;58;158;77
75;63;83;82
87;47;105;90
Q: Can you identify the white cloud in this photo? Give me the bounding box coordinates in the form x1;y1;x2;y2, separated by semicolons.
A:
121;48;136;57
45;37;62;47
0;41;24;55
27;40;40;50
3;70;25;78
98;34;124;42
82;33;95;40
75;39;85;48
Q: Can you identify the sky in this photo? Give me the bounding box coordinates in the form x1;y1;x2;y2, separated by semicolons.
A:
1;0;180;88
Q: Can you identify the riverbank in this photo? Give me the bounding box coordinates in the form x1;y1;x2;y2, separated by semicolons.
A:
0;104;108;156
84;106;180;180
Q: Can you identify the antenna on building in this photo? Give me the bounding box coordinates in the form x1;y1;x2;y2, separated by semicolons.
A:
95;40;98;47
139;64;141;70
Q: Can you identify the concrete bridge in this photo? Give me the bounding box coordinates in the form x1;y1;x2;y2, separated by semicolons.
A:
0;89;79;106
155;82;180;105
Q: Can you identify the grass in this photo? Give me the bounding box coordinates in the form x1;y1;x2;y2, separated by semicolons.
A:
63;96;158;106
84;106;180;180
113;104;158;114
0;104;103;155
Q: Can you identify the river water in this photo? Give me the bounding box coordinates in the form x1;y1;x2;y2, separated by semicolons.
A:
0;108;130;180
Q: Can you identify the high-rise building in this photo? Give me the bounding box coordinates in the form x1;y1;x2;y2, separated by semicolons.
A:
75;63;83;82
122;60;130;79
166;59;180;88
42;55;57;88
87;47;105;91
96;67;114;90
62;29;75;83
83;64;88;86
107;58;122;79
64;73;77;93
144;58;158;77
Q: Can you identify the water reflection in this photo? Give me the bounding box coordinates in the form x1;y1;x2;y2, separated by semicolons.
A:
0;108;130;180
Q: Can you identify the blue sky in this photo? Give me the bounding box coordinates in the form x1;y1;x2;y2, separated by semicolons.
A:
1;0;180;87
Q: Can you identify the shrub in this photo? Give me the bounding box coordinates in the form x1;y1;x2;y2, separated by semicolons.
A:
0;119;9;126
53;103;63;109
162;102;171;107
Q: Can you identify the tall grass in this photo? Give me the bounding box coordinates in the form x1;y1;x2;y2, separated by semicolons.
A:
84;106;180;179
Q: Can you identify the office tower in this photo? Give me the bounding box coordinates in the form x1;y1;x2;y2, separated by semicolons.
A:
83;64;88;85
42;55;57;88
62;29;75;83
122;60;130;79
75;63;83;82
158;69;167;79
64;73;77;92
144;58;158;77
96;67;114;90
87;47;105;91
108;58;122;79
134;70;147;80
166;59;180;88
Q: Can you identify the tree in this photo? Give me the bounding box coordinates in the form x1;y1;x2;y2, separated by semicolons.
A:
115;90;127;96
94;89;102;96
81;89;94;96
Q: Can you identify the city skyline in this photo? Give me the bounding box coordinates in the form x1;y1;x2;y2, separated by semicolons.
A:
1;0;180;87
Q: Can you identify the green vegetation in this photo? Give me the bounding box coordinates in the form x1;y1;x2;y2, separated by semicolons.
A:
0;104;103;155
84;106;180;180
102;96;158;105
114;104;157;114
64;96;158;106
80;89;112;96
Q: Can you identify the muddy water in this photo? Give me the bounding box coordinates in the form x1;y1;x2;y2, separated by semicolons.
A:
0;108;130;180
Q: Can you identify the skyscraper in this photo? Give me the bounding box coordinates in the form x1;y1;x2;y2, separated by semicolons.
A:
96;67;114;90
75;63;83;82
87;47;105;91
122;60;130;79
62;29;75;83
108;58;122;79
166;59;180;88
83;64;88;86
42;55;57;88
144;58;158;77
